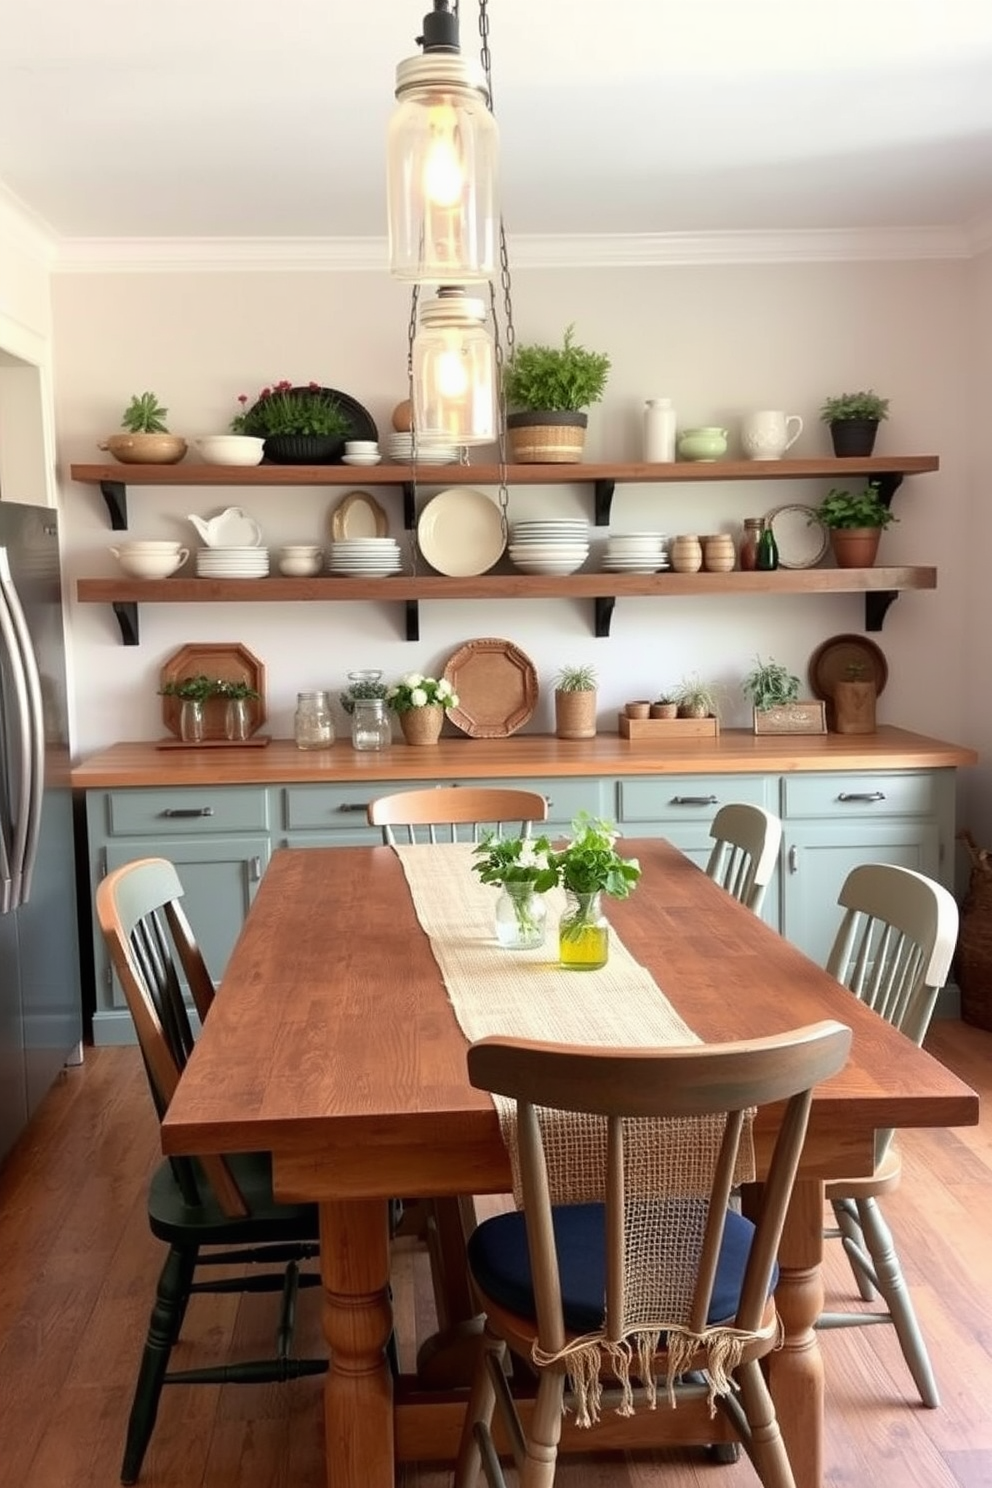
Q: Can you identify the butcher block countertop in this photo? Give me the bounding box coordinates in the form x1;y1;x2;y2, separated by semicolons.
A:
72;727;977;789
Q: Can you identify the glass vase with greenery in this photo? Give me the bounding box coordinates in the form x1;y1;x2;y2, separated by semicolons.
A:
472;834;557;950
548;814;641;970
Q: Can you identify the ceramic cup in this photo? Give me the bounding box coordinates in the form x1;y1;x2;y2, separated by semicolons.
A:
344;440;379;454
740;411;803;461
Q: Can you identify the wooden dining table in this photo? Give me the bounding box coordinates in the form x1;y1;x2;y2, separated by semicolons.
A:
162;840;978;1488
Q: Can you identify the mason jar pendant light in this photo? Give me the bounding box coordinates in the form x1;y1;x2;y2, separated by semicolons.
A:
387;0;499;282
411;287;496;445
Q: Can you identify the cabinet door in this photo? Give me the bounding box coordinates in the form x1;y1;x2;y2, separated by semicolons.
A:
781;821;940;970
100;835;270;1010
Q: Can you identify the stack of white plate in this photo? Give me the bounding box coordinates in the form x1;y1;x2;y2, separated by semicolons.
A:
384;433;461;465
196;546;270;578
327;538;403;577
601;532;670;574
508;520;590;575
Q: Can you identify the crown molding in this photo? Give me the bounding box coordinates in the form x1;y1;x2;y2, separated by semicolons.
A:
51;224;973;274
0;183;58;264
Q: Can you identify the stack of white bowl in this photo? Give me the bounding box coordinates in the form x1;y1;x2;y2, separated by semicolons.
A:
508;520;590;575
383;433;460;465
327;538;403;577
601;532;670;574
196;545;270;578
110;540;189;579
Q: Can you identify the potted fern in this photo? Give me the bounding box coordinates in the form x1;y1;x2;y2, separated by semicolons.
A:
99;392;187;465
741;655;825;735
819;389;889;457
503;325;611;464
553;663;598;740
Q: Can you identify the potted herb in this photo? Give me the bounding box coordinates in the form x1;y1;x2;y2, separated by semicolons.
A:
649;695;678;720
472;833;557;949
741;655;826;735
819;389;890;457
158;674;218;745
339;669;389;716
231;380;353;464
671;674;719;721
553;663;598;740
214;679;261;743
386;672;459;746
503;325;611;464
99;391;187;466
814;482;898;568
547;813;641;969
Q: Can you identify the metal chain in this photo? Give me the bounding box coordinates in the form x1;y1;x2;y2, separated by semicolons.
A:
406;285;420;574
478;0;515;528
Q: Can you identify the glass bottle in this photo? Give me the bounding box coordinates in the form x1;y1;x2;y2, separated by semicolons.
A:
756;519;779;571
558;890;609;971
495;883;547;950
294;691;334;750
224;697;252;742
739;517;763;571
179;698;205;744
351;698;392;752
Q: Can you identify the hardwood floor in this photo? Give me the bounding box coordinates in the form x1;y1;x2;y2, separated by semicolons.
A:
0;1021;989;1488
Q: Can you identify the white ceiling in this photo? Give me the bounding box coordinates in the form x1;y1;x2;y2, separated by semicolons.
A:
3;0;992;248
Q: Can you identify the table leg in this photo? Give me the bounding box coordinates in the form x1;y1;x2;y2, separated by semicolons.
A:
319;1198;395;1488
766;1177;826;1488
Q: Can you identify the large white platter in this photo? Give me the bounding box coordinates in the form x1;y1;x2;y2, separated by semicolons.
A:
416;488;505;577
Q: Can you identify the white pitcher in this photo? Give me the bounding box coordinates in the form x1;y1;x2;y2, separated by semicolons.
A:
740;410;803;461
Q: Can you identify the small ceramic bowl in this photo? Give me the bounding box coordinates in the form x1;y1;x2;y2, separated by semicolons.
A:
194;435;265;467
341;453;383;466
278;555;323;577
344;440;379;454
110;545;189;578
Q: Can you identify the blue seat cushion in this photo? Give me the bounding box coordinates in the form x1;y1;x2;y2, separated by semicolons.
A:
468;1203;774;1335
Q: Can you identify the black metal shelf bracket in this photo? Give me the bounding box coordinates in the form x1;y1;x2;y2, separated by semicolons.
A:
594;596;616;638
405;599;420;642
112;601;139;646
865;591;898;632
594;480;616;528
871;472;904;510
100;480;128;530
402;482;416;532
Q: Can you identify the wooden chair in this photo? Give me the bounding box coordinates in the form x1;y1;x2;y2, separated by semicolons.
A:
706;803;782;914
453;1020;852;1488
367;785;548;844
817;862;959;1407
96;857;327;1485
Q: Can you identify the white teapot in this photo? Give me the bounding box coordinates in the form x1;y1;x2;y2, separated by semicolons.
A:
187;506;263;548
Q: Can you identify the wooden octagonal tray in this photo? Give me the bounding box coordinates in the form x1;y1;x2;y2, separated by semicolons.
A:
159;641;267;743
442;637;538;738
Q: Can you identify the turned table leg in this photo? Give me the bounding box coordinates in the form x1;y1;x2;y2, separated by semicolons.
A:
766;1177;826;1488
319;1198;395;1488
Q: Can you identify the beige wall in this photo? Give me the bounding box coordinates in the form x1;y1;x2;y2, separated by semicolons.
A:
51;257;973;762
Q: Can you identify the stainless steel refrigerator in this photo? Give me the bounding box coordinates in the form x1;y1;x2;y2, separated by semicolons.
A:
0;501;81;1165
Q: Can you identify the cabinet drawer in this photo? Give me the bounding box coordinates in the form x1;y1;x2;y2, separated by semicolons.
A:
617;774;771;823
782;773;937;819
104;787;269;836
284;784;385;831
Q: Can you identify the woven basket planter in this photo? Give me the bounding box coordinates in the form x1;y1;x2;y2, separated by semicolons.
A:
507;411;587;464
399;705;444;746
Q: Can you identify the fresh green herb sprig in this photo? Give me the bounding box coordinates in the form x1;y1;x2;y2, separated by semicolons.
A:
471;834;558;894
549;813;641;900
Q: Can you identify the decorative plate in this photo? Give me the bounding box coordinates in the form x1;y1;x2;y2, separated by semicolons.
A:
765;503;829;569
808;634;888;701
330;490;389;541
417;488;505;577
442;637;538;738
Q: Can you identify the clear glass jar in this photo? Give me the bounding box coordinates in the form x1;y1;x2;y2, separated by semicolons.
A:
351;698;392;752
558;890;609;971
495;884;547;950
179;698;205;744
294;691;334;750
225;697;252;742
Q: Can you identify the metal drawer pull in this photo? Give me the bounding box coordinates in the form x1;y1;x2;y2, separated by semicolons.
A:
249;856;263;882
670;795;718;807
837;791;886;804
337;802;371;813
160;806;215;818
788;846;799;874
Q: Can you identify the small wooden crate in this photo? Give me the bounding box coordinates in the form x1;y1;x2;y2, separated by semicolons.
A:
751;701;826;736
618;712;720;740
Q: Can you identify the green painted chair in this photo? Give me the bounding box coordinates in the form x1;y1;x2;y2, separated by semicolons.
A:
96;856;327;1485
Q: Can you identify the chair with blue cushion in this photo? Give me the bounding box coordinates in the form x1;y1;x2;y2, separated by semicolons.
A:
817;862;959;1407
453;1020;852;1488
706;803;782;914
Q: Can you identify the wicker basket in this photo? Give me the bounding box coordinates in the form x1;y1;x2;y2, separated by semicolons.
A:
955;831;992;1030
507;411;587;464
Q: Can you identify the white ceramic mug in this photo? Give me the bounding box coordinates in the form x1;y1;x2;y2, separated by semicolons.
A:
740;410;803;461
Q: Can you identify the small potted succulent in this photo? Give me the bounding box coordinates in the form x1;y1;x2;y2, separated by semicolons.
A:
553;663;598;740
503;325;611;464
819;389;890;457
671;673;719;721
231;380;352;464
547;813;641;970
99;392;187;465
814;482;898;568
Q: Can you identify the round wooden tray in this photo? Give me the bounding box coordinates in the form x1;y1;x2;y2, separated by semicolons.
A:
442;637;538;738
808;634;888;700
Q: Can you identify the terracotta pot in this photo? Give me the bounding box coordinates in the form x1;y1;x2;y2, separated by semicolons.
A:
649;702;678;719
554;688;597;740
624;700;651;719
399;704;444;746
829;527;882;569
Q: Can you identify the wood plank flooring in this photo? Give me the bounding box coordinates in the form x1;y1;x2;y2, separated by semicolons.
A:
0;1020;989;1488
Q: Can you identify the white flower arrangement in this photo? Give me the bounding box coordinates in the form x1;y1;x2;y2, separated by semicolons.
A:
386;672;459;714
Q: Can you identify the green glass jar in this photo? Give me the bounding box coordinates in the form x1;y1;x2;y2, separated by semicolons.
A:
558;890;609;970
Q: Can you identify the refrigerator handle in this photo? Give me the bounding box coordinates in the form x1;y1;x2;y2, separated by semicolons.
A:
0;549;44;908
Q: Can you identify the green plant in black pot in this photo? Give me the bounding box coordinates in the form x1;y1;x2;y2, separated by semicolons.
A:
503;325;611;464
819;389;890;457
233;380;352;464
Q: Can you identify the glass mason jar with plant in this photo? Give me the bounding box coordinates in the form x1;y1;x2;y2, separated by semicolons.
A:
214;678;260;742
472;834;557;950
548;813;641;970
159;673;218;743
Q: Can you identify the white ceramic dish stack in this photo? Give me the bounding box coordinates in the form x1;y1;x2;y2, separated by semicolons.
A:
508;520;590;575
327;538;403;577
383;433;461;465
196;546;271;578
601;531;670;573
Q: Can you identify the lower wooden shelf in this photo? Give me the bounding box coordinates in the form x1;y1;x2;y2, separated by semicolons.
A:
76;566;937;645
